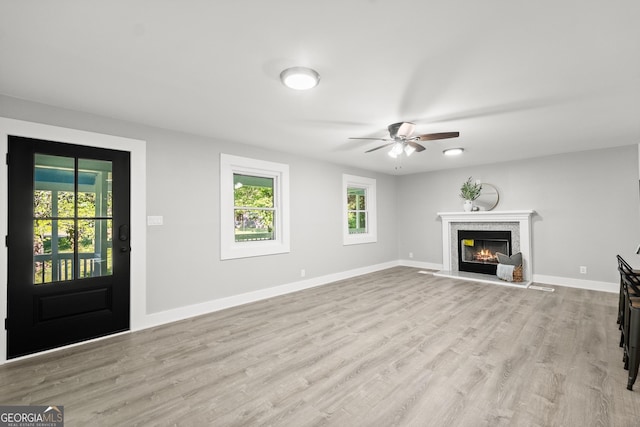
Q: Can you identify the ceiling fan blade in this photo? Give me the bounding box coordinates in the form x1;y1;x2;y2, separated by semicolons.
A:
407;141;426;152
365;142;394;153
396;122;416;138
417;131;460;141
348;137;390;141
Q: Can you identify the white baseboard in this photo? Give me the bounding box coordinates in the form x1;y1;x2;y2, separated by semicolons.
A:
398;259;618;294
398;259;442;270
140;264;618;332
532;274;617;293
136;260;400;331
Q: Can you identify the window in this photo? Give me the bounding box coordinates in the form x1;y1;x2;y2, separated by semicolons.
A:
220;154;289;259
233;174;274;242
347;187;367;234
343;174;377;245
33;154;114;283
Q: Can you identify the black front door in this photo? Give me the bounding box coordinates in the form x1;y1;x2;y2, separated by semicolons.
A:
7;136;130;358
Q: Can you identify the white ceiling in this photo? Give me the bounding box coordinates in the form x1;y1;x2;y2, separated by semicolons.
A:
1;1;639;175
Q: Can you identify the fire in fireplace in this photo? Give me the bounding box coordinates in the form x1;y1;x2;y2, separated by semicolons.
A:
458;230;512;275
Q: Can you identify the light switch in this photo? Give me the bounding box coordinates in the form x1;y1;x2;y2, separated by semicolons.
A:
147;216;164;226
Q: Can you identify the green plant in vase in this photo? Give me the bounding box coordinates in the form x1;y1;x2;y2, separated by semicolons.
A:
459;177;482;211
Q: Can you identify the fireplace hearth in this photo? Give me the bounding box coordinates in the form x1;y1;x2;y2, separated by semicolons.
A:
458;230;511;275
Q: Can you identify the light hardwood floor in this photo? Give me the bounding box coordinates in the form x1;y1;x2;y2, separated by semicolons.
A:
2;266;640;426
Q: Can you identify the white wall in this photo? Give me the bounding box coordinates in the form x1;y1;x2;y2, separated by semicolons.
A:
0;95;398;319
396;145;640;290
143;135;399;313
2;93;638;323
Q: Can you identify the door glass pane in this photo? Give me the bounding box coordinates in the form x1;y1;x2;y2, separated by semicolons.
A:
78;219;112;278
40;219;74;283
34;154;75;284
78;159;113;279
34;155;75;218
78;158;112;217
32;155;113;284
57;219;75;282
34;219;51;284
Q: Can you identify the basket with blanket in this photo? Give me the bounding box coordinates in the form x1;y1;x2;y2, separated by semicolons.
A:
495;252;523;282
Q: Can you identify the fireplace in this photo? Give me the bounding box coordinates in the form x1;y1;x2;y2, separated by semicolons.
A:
458;230;511;275
436;210;533;286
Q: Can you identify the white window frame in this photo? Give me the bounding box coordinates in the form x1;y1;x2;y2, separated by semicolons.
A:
343;174;377;245
220;154;290;260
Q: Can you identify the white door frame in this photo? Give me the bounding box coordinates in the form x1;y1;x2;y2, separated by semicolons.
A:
0;117;147;364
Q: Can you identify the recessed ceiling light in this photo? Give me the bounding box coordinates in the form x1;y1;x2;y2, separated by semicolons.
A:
443;148;464;156
280;67;320;90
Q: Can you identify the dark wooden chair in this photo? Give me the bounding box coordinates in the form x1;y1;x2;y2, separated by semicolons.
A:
617;255;640;342
619;262;640;390
618;256;640;350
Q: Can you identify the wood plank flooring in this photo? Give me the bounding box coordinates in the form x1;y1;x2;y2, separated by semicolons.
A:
1;266;639;426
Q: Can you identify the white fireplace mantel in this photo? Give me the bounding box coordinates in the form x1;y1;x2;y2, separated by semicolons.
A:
437;210;535;286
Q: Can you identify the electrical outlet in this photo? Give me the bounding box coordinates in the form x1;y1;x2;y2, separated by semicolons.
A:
301;269;306;278
580;266;587;274
409;252;414;259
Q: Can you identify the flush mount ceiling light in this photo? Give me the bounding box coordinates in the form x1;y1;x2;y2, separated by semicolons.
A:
280;67;320;90
443;147;464;156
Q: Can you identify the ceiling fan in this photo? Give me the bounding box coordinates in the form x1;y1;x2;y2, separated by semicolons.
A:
349;122;460;158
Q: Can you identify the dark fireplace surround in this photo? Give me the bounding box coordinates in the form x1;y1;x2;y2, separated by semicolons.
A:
458;230;512;275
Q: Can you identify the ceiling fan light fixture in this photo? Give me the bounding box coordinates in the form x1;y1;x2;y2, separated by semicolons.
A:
280;67;320;90
388;142;404;158
404;144;416;156
355;122;460;157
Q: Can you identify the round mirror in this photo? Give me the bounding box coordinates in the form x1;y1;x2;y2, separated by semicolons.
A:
474;183;499;211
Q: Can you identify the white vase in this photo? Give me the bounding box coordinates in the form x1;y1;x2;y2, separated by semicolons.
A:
463;200;473;212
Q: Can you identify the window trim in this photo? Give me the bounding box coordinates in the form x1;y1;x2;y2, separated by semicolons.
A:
343;174;377;245
220;154;290;260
